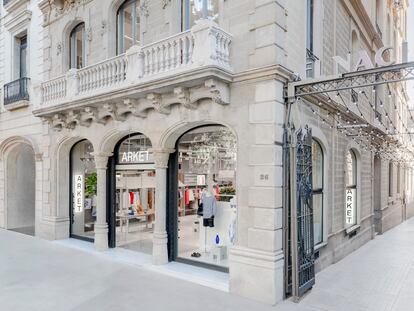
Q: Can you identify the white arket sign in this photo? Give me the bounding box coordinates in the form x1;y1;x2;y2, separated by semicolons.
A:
345;188;356;225
121;151;150;163
74;174;84;213
333;46;395;74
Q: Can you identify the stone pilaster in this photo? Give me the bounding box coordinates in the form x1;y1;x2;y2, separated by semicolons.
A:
92;152;112;251
151;148;175;265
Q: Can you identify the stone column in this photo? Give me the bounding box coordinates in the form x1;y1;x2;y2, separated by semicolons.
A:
152;148;175;265
93;152;112;251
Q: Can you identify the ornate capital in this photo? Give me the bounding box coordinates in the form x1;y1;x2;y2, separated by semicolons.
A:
92;152;113;169
151;148;175;168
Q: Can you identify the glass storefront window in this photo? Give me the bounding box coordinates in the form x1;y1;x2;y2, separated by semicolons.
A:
71;140;96;239
115;133;155;254
182;0;219;30
117;0;141;54
177;125;237;268
312;139;323;245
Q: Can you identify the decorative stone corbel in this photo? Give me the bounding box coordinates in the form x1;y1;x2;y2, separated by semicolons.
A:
174;87;196;109
97;103;118;124
51;113;66;131
147;93;170;114
122;98;148;118
205;79;230;105
80;106;97;127
65;110;81;129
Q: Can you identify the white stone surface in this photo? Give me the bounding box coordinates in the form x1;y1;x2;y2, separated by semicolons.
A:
0;229;278;311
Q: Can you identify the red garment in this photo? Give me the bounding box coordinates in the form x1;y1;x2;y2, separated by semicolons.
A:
215;186;220;199
184;189;190;205
129;192;134;204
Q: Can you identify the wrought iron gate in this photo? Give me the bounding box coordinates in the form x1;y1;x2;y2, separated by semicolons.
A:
285;126;315;299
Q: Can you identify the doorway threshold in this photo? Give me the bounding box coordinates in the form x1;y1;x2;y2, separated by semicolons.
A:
53;238;229;292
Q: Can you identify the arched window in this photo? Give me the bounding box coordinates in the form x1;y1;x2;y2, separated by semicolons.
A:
70;23;85;69
312;139;323;245
70;140;96;241
345;150;357;227
117;0;141;54
182;0;219;31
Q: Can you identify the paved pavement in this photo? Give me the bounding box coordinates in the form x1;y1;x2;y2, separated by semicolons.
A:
2;217;414;310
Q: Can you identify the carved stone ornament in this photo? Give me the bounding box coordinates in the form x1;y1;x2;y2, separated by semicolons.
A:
52;0;92;17
139;0;150;17
162;0;171;9
86;27;92;42
100;20;107;36
56;42;63;56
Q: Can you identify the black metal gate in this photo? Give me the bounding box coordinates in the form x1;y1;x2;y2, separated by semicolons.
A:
285;126;315;299
295;126;315;296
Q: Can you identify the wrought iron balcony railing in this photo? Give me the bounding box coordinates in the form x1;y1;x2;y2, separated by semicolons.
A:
4;77;30;105
306;49;319;78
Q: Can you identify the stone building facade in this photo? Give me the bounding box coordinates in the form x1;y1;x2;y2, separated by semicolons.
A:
0;0;412;306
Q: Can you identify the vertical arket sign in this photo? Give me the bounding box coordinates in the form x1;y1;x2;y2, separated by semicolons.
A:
74;174;84;213
345;188;356;225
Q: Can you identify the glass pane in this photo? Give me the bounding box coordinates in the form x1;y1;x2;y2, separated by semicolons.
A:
71;141;96;239
183;0;219;30
346;150;356;186
116;170;155;254
123;3;134;52
177;126;237;268
313;193;323;245
312;139;323;190
20;37;27;78
75;26;84;69
117;134;153;164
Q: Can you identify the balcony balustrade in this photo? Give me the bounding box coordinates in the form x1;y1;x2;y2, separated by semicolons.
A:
38;21;232;110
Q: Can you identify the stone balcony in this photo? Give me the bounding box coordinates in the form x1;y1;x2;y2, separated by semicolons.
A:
33;20;233;130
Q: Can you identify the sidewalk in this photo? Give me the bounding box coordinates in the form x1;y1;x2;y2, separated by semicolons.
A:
1;217;414;310
277;216;414;311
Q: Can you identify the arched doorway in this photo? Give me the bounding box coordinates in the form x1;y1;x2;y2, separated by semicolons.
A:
168;125;237;271
7;143;35;235
107;133;155;253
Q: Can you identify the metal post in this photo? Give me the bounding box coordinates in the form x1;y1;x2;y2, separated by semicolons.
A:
289;125;299;301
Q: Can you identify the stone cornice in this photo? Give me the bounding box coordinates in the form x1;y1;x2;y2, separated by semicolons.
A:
38;78;231;131
4;8;32;33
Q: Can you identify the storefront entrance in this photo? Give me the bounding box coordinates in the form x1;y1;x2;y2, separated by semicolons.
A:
107;133;155;253
168;125;237;271
114;169;155;253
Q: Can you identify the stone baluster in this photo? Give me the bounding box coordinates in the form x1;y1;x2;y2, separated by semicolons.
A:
126;45;143;84
65;68;78;101
152;148;175;265
92;152;112;251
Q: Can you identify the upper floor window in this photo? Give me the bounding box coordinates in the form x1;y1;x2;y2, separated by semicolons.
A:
70;23;85;69
182;0;219;31
389;162;393;196
19;35;27;78
117;0;141;54
306;0;313;52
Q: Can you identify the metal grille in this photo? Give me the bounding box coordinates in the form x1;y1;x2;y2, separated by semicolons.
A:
4;77;30;105
295;126;315;296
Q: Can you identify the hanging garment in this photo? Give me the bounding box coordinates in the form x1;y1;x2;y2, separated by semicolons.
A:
203;216;214;227
129;192;134;205
215;186;220;200
201;193;217;219
188;189;195;202
184;189;190;205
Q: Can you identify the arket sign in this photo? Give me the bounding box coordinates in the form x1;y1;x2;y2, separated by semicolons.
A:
74;174;84;213
345;188;356;225
121;151;150;163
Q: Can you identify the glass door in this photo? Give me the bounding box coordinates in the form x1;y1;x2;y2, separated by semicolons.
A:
115;169;156;254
